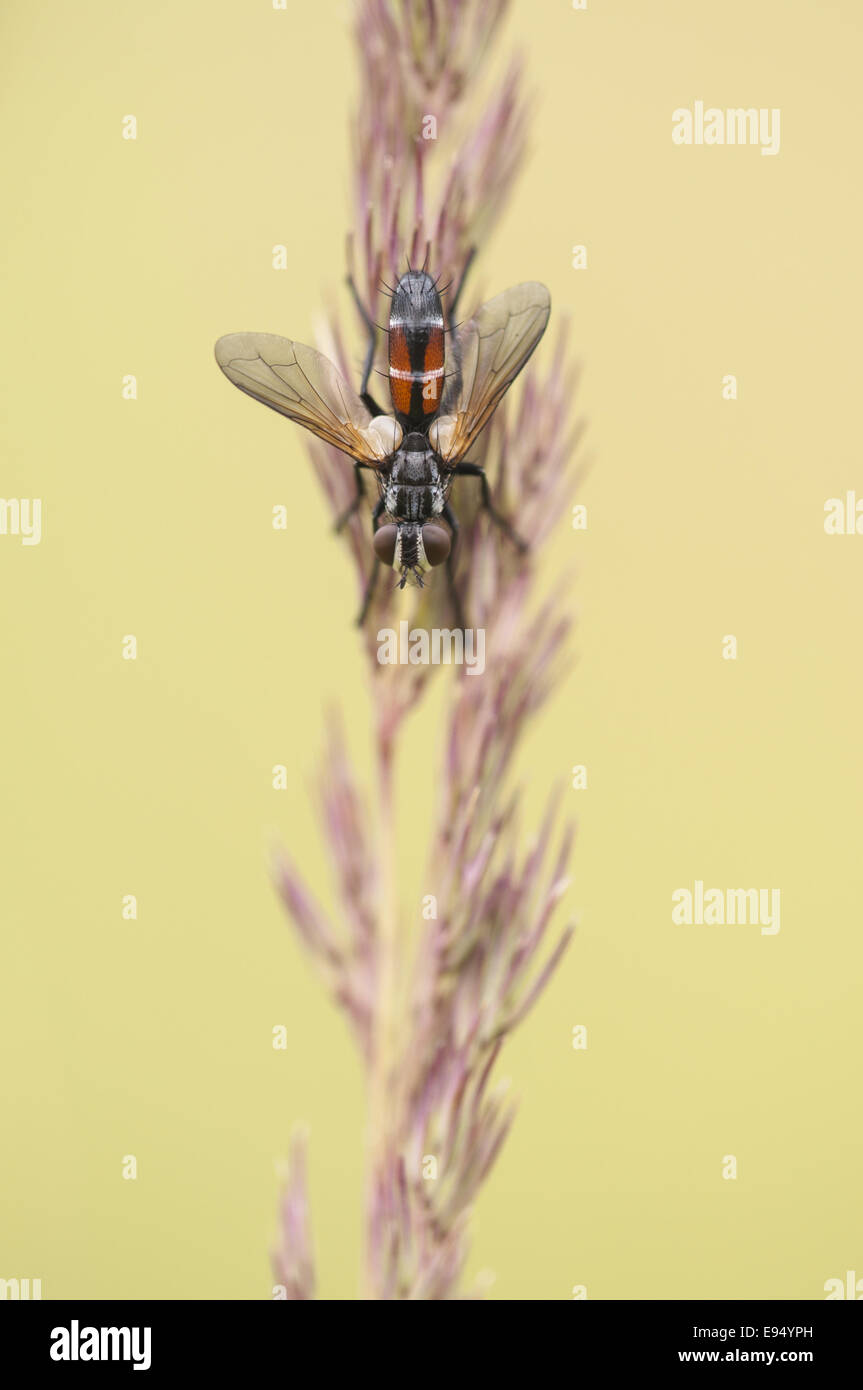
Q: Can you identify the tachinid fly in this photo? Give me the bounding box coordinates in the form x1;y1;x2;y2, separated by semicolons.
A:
215;258;550;624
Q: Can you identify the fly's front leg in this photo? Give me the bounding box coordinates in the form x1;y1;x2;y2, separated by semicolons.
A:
357;558;380;627
347;273;385;416
355;497;387;626
451;461;528;552
442;501;466;630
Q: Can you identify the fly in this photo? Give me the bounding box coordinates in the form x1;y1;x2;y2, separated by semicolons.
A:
215;258;550;624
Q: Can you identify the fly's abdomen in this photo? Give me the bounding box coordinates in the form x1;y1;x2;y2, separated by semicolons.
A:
388;270;445;424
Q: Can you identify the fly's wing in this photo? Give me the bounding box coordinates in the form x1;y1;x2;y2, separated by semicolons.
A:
215;332;394;465
437;282;550;464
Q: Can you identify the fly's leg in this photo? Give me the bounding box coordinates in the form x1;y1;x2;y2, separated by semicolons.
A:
442;501;466;630
447;247;476;330
440;250;476;413
347;273;385;416
334;461;368;533
354;498;386;625
451;461;528;552
356;558;380;627
334;460;381;533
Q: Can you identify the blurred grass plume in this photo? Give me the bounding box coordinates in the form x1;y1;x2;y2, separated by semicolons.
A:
272;0;585;1300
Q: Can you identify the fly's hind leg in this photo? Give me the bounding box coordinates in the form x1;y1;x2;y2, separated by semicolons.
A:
347;274;385;416
447;247;476;330
451;461;528;552
440;249;476;415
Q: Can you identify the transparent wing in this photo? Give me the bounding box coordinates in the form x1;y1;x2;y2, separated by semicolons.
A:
438;282;551;463
215;332;392;465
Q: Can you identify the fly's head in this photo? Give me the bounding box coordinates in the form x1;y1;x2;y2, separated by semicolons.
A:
373;520;451;589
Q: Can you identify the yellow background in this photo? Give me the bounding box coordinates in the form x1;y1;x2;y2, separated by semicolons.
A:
2;0;861;1300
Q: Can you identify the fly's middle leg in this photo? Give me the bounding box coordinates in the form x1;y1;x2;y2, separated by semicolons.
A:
334;461;371;532
451;461;528;553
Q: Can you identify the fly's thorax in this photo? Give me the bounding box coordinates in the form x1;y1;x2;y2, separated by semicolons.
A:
384;482;439;523
385;435;446;523
391;432;439;484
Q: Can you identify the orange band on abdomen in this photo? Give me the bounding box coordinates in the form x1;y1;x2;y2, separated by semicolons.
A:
420;325;445;415
388;324;413;416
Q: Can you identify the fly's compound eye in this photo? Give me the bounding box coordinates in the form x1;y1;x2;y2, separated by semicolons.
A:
373;524;399;566
421;524;451;567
